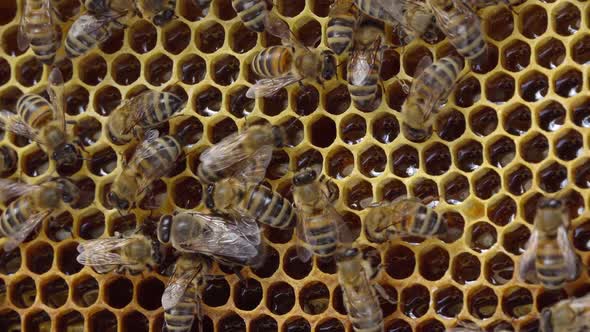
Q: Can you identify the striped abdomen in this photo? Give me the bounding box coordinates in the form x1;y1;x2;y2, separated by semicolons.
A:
347;55;381;110
251;46;293;78
342;279;383;332
327;16;355;55
16;94;53;129
0;196;37;238
135;91;184;127
536;236;568;288
439;10;486;60
164;283;197;332
354;0;393;23
23;0;59;64
66;16;123;58
232;0;268;32
303;214;338;257
135;136;182;180
242;184;297;229
407;205;444;237
0;146;17;173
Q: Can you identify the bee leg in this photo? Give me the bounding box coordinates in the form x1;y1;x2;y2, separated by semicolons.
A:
373;284;396;304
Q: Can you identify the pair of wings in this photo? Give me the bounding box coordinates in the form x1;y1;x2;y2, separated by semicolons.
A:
76;235;145;273
430;0;481;40
114;90;183;136
518;225;577;284
348;36;384;86
17;0;57;53
0;67;66;144
406;56;450;122
161;255;207;310
199;129;274;184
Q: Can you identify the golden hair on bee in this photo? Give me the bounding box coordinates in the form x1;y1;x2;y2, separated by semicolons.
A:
539;293;590;332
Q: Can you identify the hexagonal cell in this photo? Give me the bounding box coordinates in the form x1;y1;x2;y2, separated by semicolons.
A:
145;54;173;86
325;147;352;180
250;315;278;332
502;287;533;318
90;310;117;332
57;242;83;275
469;106;498;137
443;173;469;204
386;79;409;111
403;46;433;77
518;5;547;38
554;129;583;161
552;2;580;36
293;84;320;115
209;117;237;144
23;149;48;177
434;286;463;318
171;176;202;209
411;178;439;204
391;145;418;178
502;223;530;255
315;319;344;332
575;220;590;252
72;274;98;307
25;310;51;332
0;86;23;111
401;284;430;319
251;245;279;278
538;162;568;193
485;252;514;285
128;19;157;53
212;0;236;20
282;317;310;332
296;148;323;171
468;221;497;253
93;86;121;117
359;145;386;178
436;109;465;142
468;286;498;319
537;289;568;312
224;86;252;118
230;22;257;53
536;37;565;69
554;68;582;98
380;47;400;81
519;70;548;102
440;212;465;244
17;56;43;86
419;246;449;281
212;55;240;86
324;84;351;115
474;168;501;200
26;241;53;274
136;277;165;310
78;211;105;240
234;278;263;311
193;86;221;117
276;0;304;16
299;282;329;315
487;135;515;168
56;310;84;332
111;54;140;86
502;39;530;72
267;282;295;315
560;189;584;219
295;18;322;48
283;246;312;279
196;22;225;53
453;140;482;172
471;44;498;74
572;96;590;128
89;147;117;176
105;277;133;309
485;72;515;104
309;116;337;148
345;179;373;210
372;113;399;144
0;247;20;276
451;252;480;284
454;76;480;108
65;84;89;115
537;100;565;132
503;104;531;135
122;311;149;332
385;245;415;279
11;276;36;308
485;7;513;41
99;25;124;54
40;276;68;308
572;34;590;64
377;180;405;204
162;21;191;54
78;54;107;86
488;195;517;227
340;114;366;145
422;143;450;176
505;164;533;196
574;158;590;189
2;25;25;57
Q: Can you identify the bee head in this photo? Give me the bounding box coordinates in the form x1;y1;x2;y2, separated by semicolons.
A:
320;50;337;81
54;177;80;205
108;191;130;210
293;168;317;186
401;123;432;143
153;9;175;26
158;215;173;244
53;143;80;167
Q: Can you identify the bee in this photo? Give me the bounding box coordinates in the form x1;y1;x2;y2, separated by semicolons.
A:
539;293;590;332
0;177;79;251
347;17;385;111
136;0;177;26
327;0;356;55
460;0;522;13
0;68;83;169
106;90;185;145
401;55;463;142
197;124;286;184
446;321;512;332
158;212;266;268
364;198;447;243
65;13;127;59
205;177;298;229
231;0;270;32
336;247;384;332
84;0;136;15
108;130;186;211
519;198;578;289
161;254;210;332
0;146;17;175
17;0;60;65
76;231;159;274
429;0;487;62
292;168;348;262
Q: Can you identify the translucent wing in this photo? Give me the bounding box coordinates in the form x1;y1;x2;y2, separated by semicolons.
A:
4;211;50;252
76;237;136;266
127;91;184;133
235;145;274;184
349;38;383;86
0;178;40;202
246;75;301;98
130;129;161;163
17;7;30;51
264;13;292;42
47;67;66;131
414;56;433;77
518;229;539;283
162;264;199;310
557;225;578;280
0;110;40;143
138;0;164;16
295;214;313;263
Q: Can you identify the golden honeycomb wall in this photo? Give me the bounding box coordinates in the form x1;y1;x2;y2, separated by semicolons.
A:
0;0;589;331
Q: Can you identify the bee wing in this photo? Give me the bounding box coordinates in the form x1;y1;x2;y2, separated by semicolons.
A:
130;129;160;163
0;110;40;143
413;56;433;78
0;179;40;203
76;237;136;266
47;67;66;132
17;9;30;51
162;266;199;310
236;145;274;184
349;38;383;85
295;214;313;263
518;229;539;283
264;13;292;42
557;225;578;280
246;75;301;99
4;211;50;252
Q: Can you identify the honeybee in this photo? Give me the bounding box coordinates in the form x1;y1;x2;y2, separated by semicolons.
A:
231;0;269;32
197;124;286;184
76;231;159;274
347;17;385;111
84;0;136;15
327;0;356;55
136;0;177;26
106;90;185;145
0;68;83;169
293;168;349;262
0;177;79;251
108;130;185;211
446;321;512;332
336;247;384;332
65;13;127;58
161;254;210;332
539;294;590;332
205;177;298;229
352;0;439;43
0;146;17;175
246;35;337;98
17;0;60;65
364;198;447;243
158;212;265;268
519;198;578;289
429;0;487;62
401;56;463;142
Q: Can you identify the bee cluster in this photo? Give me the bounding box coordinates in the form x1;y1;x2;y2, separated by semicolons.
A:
0;0;590;331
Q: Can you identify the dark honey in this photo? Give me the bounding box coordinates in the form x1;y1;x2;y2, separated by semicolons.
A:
519;5;548;38
538;162;567;193
25;310;51;332
0;86;22;111
283;318;310;332
468;287;497;319
260;88;287;116
470;106;498;136
233;278;263;311
451;252;480;284
385;245;415;279
503;104;531;135
424;143;451;176
502;224;530;255
296;149;323;171
11;276;36;308
381;48;400;81
474;169;500;199
210;117;237;143
538;100;565;131
122;312;149;332
506;165;533;195
0;58;9;86
250;315;278;332
553;3;580;36
536;289;568;311
2;26;24;57
267;282;295;315
401;285;430;319
79;55;107;86
278;0;304;16
560;189;584;219
112;54;140;85
554;69;582;97
231;23;257;53
296;20;322;48
99;27;124;54
536;38;565;68
213;56;240;86
310;116;336;148
171;177;201;209
179;0;209;21
316;319;344;332
56;310;84;332
26;242;53;274
555;129;582;161
485;73;515;103
41;277;68;308
72;275;99;307
129;20;157;54
502;287;532;317
0;0;16;25
17;57;42;87
146;55;173;86
197;22;225;53
471;44;498;74
24;149;48;177
572;35;590;64
488;196;516;226
136;278;164;310
411;179;439;204
454;77;480;108
45;212;73;242
283;247;312;279
294;85;319;116
346;180;373;210
340;114;366;144
65;85;89;115
385;320;412;332
105;277;133;309
419;246;449;281
403;47;432;77
486;252;514;285
502;40;530;71
90;310;117;332
469;222;497;253
300;282;329;314
486;7;514;41
359;145;386;177
434;286;463;318
455;140;483;172
89;148;117;176
488;136;515;167
372;113;399;144
444;174;469;204
78;212;105;240
163;22;191;54
391;145;418;178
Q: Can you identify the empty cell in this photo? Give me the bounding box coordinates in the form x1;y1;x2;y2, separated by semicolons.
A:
283;246;312;279
502;287;533;318
296;148;323;170
277;0;305;16
105;277;133;309
572;97;590;128
502;39;530;72
401;284;430;319
552;2;580;36
538;162;568;193
72;275;99;307
488;196;517;226
505;164;533;195
111;54;140;86
340;114;366;144
252;245;280;278
554;68;582;98
267;282;295;315
474;168;501;199
17;56;43;86
26;242;53;274
107;214;136;236
294;84;320;115
316;256;337;275
519;5;548;38
434;286;463;318
555;129;583;161
230;22;257;53
519;71;548;102
572;35;590;64
213;0;236;20
262;88;288;116
266;150;289;180
535;37;565;69
194;86;222;117
251;315;278;332
385;245;415;279
419;246;449;280
65;85;89;116
485;252;514;285
454;140;483;172
310;116;336;148
295;19;322;48
57;242;83;275
503;104;531;135
359;145;386;178
197;22;226;53
57;310;84;332
122;311;149;332
0;59;10;87
452;252;480;284
372;113;399;144
423;143;450;175
487;136;515;167
0;86;23;111
299;282;329;314
537;100;565;131
94;86;122;116
41;277;68;308
486;7;514;41
136;277;165;310
443;173;469;204
234;278;263;311
209;117;237;143
435;110;465;142
417;319;445;332
468;287;498;319
469;221;497;252
502;223;530;255
386;80;409;111
212;55;240;86
327;147;354;179
391;145;419;178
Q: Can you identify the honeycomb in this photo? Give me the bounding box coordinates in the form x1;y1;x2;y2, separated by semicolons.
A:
0;0;589;331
